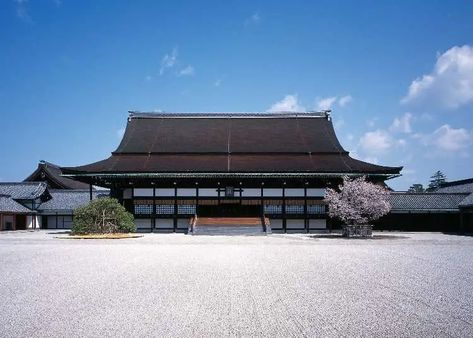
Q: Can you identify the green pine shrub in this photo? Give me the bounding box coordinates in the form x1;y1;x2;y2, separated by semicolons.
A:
72;197;136;234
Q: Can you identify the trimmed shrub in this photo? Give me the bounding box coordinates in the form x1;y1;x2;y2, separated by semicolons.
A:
72;197;135;234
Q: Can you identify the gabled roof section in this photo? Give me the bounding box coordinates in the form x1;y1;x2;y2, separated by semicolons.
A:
115;111;346;154
0;182;49;200
24;161;90;189
436;178;473;193
0;195;33;213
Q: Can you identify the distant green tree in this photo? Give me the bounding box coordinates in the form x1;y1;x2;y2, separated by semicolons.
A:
427;171;447;191
72;197;135;234
407;183;425;193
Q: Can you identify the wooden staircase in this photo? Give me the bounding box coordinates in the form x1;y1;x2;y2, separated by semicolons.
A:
189;217;270;235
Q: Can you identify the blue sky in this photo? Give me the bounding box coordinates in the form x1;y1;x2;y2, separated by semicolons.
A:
1;0;472;190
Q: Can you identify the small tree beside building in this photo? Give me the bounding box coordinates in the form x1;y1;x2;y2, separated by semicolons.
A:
427;170;447;191
407;183;425;193
72;197;135;235
325;176;391;237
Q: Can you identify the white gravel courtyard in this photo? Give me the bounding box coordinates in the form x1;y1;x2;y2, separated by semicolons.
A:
1;231;472;337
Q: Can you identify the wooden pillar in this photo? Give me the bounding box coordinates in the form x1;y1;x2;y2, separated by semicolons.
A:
0;213;3;231
89;184;93;201
304;187;308;233
282;186;286;233
152;188;156;233
173;186;177;232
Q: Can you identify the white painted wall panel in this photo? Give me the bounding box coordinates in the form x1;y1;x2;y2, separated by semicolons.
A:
155;218;174;229
309;219;326;229
263;188;283;197
177;219;189;229
241;188;261;197
269;219;283;229
177;188;196;197
155;189;175;197
307;188;326;197
286;219;305;229
198;188;219;197
134;188;154;197
285;188;305;197
135;218;152;229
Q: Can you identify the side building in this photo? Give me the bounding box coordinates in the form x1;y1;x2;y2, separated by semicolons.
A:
62;111;401;233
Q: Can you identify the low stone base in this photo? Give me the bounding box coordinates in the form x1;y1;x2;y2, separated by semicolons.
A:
342;225;373;238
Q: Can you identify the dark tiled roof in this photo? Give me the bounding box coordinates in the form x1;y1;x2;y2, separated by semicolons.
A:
38;189;109;212
62;112;402;176
24;161;90;190
389;193;468;211
0;182;48;200
436;179;473;193
0;195;33;213
459;193;473;207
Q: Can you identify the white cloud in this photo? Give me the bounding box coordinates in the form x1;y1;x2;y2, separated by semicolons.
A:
430;124;472;152
178;65;195;77
389;113;412;134
268;94;305;112
316;95;353;110
316;97;337;110
159;47;178;75
359;129;406;154
401;45;473;109
15;0;31;22
245;12;260;25
338;95;353;107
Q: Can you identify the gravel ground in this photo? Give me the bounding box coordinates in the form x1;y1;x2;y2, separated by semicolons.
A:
1;231;473;337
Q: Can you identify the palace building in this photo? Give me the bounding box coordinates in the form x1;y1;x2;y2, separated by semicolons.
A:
62;111;402;233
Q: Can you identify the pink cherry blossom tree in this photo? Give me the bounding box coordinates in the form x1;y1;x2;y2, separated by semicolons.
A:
325;176;391;226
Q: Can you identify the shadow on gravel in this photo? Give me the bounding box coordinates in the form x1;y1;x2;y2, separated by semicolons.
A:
47;231;71;235
441;232;473;237
310;234;409;240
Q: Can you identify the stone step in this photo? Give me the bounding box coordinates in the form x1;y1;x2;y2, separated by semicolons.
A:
193;225;265;236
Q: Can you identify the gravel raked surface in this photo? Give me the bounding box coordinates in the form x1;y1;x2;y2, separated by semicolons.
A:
1;231;473;337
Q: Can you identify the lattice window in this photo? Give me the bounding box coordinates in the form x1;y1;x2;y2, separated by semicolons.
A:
264;204;282;214
177;204;196;215
286;205;304;214
156;205;175;214
307;205;326;214
134;204;153;215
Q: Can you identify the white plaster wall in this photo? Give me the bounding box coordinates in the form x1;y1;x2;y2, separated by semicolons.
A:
263;189;283;197
307;189;326;197
177;188;196;197
177;218;190;229
135;218;152;229
27;215;41;229
241;188;261;197
133;188;154;197
155;189;175;197
285;189;305;197
286;219;305;229
198;188;219;197
309;219;326;229
155;218;174;229
269;219;283;229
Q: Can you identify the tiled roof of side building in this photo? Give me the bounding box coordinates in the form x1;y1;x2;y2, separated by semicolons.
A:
436;178;473;193
389;192;469;211
0;182;48;200
0;195;34;213
37;189;109;212
459;193;473;208
24;161;91;190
